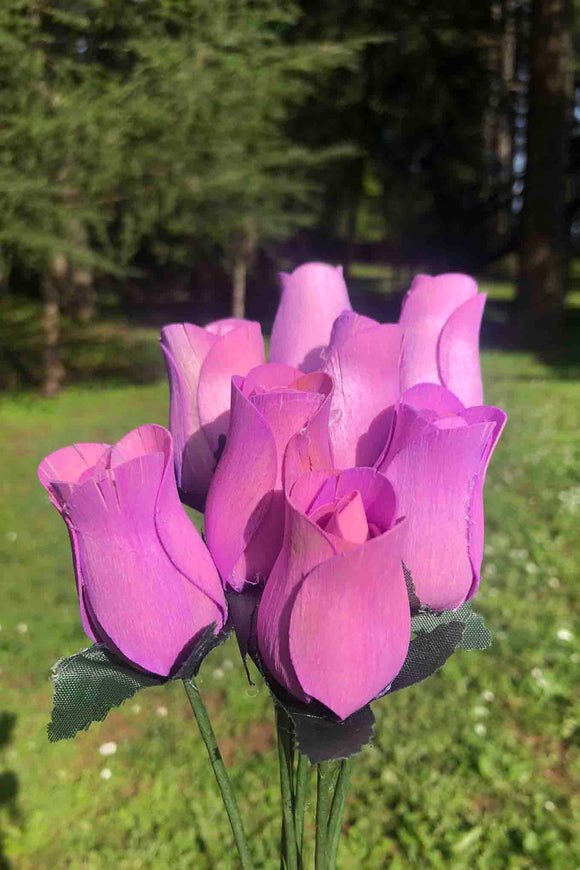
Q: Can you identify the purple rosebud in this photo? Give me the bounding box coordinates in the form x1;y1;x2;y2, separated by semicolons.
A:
160;318;265;511
38;425;227;677
321;311;401;467
399;273;486;407
205;363;333;591
269;263;352;371
257;467;411;720
377;383;507;610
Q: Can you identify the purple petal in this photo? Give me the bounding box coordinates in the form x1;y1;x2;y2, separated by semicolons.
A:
323;314;401;467
283;373;334;491
197;320;265;456
382;420;495;610
288;520;410;719
324;491;369;544
269;263;352;371
206;317;250;337
64;429;225;676
437;294;486;406
257;492;337;701
228;380;330;582
399;273;478;393
328;311;379;348
160;323;217;507
205;377;278;590
398;383;466;416
38;442;110;509
241;362;302;396
38;442;110;640
459;406;507;600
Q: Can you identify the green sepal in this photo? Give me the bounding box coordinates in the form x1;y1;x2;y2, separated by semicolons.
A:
48;644;162;742
48;623;230;742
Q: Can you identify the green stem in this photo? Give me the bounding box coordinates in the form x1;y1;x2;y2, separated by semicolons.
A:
294;754;309;862
315;762;336;870
183;680;254;870
276;705;298;870
327;759;352;870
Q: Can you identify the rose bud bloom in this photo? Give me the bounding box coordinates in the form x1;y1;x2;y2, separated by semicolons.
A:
376;383;507;611
257;467;411;720
399;273;486;407
38;425;227;677
269;262;351;371
160;318;265;511
321;311;401;468
205;363;333;591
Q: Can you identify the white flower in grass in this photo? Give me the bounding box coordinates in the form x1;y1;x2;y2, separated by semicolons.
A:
544;800;556;812
472;706;489;718
98;741;117;757
509;548;528;560
474;723;487;736
131;704;142;714
100;768;112;781
5;531;17;542
556;628;573;642
156;705;168;717
531;667;548;689
482;690;495;703
16;622;28;634
213;667;225;680
548;576;560;589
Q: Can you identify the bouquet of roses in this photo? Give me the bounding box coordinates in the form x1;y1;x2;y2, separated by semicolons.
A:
39;264;506;869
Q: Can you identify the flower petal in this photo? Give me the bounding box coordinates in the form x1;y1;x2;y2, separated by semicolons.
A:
382;420;495;610
257;493;337;701
269;263;352;371
197;320;265;456
437;294;486;406
205;377;278;590
160;323;217;508
38;442;110;509
323;314;401;467
459;406;507;600
66;447;223;676
289;520;410;719
38;442;110;641
308;467;397;535
399;273;478;392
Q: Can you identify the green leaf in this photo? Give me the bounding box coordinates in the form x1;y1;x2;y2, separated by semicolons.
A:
48;645;162;742
388;596;492;694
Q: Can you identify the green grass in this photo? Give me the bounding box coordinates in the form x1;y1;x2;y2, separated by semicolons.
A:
1;340;580;869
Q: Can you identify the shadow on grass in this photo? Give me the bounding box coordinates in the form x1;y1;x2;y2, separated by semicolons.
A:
0;713;19;870
0;299;164;392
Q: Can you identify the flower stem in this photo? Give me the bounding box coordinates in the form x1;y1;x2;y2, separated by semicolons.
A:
276;705;299;870
294;753;309;861
183;680;254;870
315;761;336;870
327;759;352;869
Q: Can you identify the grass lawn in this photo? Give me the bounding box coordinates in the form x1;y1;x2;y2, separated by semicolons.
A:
1;328;580;868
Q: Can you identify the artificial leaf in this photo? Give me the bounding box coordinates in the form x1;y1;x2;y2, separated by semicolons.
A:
48;644;161;742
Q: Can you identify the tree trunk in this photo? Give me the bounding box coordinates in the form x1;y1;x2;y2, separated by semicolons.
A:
69;219;95;324
342;157;364;284
41;254;66;397
516;0;573;347
231;223;257;319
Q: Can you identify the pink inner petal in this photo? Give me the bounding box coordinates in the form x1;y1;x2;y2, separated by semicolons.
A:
325;491;369;544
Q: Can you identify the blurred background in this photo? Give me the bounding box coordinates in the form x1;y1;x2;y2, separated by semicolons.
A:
1;1;579;868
